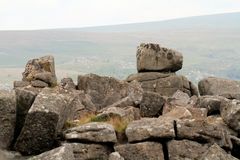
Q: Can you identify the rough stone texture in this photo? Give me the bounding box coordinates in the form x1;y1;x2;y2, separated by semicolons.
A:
171;90;190;106
114;142;164;160
14;88;38;145
220;99;240;133
64;122;117;143
60;78;76;90
126;117;175;142
168;140;209;160
127;72;197;97
163;106;207;120
0;90;16;149
31;80;49;88
15;88;70;155
67;143;112;160
139;91;165;117
22;55;57;87
198;77;240;100
96;106;140;122
109;152;125;160
13;81;30;88
77;74;143;110
136;43;183;72
196;95;228;115
176;119;233;150
0;149;22;160
201;143;238;160
28;145;74;160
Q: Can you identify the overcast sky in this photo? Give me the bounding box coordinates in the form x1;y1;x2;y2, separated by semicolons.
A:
0;0;240;30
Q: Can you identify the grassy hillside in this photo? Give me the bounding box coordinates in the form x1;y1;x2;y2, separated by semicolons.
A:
0;12;240;86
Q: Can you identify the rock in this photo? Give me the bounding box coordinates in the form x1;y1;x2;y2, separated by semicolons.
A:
176;119;233;149
15;88;70;155
64;122;117;143
0;149;22;160
22;55;57;87
126;117;175;142
96;106;140;122
109;152;125;160
220;99;240;133
136;43;183;72
0;90;16;149
31;80;49;88
13;81;30;88
139;91;165;117
163;106;207;120
114;142;164;160
66;143;112;160
172;90;190;106
28;145;74;160
60;78;76;90
198;77;240;99
14;88;38;144
201;143;238;160
127;72;197;97
77;74;143;110
168;140;209;160
196;95;228;115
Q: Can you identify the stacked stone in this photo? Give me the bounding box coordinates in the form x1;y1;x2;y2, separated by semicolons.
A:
127;43;198;97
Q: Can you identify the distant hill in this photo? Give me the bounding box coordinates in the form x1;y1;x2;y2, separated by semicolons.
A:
0;12;240;85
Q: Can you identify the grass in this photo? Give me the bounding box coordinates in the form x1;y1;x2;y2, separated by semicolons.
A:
65;113;129;133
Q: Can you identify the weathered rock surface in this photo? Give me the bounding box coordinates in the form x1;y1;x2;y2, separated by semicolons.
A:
127;72;197;97
168;140;209;160
28;145;74;160
0;149;22;160
201;143;238;160
114;142;164;160
220;99;240;133
22;55;57;87
31;80;49;88
64;122;117;143
14;81;30;88
109;152;125;160
198;77;240;99
136;43;183;72
15;88;70;155
126;117;175;142
176;119;233;149
60;78;76;90
78;74;143;109
67;143;112;160
139;91;165;117
0;90;16;149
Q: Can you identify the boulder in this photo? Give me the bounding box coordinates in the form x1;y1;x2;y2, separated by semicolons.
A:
22;55;57;87
196;95;228;115
171;90;190;106
31;80;49;88
136;43;183;72
64;122;117;143
198;77;240;99
126;117;175;142
14;88;38;144
77;74;143;110
201;143;238;160
0;90;16;149
28;145;74;160
13;81;30;88
15;88;70;155
66;143;112;160
114;142;164;160
220;99;240;133
60;78;76;90
168;140;209;160
109;152;125;160
0;149;22;160
139;91;165;117
176;119;233;149
127;72;197;97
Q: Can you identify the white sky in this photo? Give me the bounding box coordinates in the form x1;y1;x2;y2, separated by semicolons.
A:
0;0;240;30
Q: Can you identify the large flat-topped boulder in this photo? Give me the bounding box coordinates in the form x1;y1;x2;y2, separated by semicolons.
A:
127;72;198;97
198;77;240;99
77;74;143;110
137;43;183;72
0;90;16;149
22;55;57;87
